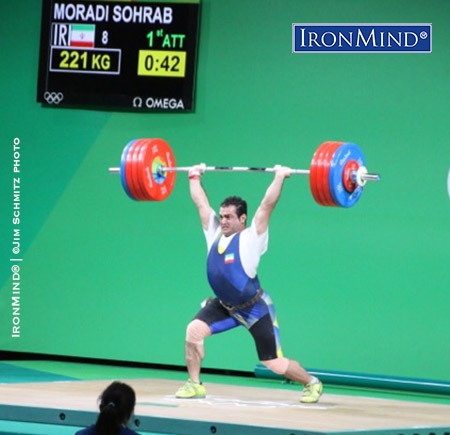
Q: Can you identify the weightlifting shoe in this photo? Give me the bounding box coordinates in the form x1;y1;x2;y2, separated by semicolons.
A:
300;380;323;403
175;379;206;399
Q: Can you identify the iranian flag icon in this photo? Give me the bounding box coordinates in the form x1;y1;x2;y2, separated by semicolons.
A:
69;24;95;47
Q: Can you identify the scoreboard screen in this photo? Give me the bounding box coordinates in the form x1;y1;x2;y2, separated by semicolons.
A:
37;0;200;112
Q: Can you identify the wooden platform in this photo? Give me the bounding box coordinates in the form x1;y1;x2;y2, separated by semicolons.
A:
1;378;450;434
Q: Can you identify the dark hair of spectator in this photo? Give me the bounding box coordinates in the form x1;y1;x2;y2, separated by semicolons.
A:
95;381;136;435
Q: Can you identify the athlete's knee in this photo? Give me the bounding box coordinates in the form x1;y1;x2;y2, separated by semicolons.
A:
261;357;290;375
186;319;211;344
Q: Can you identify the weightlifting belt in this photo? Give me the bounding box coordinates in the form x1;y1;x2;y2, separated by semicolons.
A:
220;289;263;313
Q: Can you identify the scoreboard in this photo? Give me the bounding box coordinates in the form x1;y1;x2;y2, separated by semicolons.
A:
37;0;201;112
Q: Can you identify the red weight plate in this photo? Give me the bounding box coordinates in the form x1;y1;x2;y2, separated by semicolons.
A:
133;140;153;201
136;139;164;201
135;139;155;201
311;142;339;206
127;139;147;201
316;146;329;205
310;142;329;206
320;141;342;206
124;140;144;201
317;144;329;206
318;144;333;206
309;149;321;205
131;139;151;201
137;138;176;201
315;143;330;206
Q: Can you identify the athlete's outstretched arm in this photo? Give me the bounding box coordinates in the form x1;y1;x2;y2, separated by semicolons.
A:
253;165;291;235
188;164;214;230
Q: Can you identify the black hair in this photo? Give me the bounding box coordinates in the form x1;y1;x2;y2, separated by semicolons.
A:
220;196;247;218
95;381;136;435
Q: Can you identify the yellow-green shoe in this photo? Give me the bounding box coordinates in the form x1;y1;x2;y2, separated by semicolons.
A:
175;379;206;399
300;381;323;403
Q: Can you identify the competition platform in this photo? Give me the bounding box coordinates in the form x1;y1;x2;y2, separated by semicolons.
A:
1;360;450;435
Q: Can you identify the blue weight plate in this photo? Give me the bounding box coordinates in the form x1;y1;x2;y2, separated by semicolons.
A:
329;143;365;208
120;139;138;200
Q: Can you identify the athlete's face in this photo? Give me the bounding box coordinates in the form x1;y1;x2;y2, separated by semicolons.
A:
219;205;246;237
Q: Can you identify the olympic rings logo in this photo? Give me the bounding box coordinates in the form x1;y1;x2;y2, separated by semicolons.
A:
44;92;64;104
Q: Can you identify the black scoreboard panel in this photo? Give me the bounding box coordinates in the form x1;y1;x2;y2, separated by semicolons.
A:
37;0;200;111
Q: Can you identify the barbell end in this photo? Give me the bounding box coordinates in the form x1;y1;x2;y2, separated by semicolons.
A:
365;173;381;182
109;167;121;173
354;166;381;187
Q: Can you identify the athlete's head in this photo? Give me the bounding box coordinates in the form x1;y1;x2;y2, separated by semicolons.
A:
219;196;247;236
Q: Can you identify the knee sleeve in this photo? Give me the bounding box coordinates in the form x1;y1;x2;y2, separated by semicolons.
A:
261;357;290;375
186;319;211;345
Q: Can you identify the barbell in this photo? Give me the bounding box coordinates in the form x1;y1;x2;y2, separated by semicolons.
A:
108;138;380;207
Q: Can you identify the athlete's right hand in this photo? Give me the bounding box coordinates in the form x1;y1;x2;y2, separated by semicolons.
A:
188;163;206;179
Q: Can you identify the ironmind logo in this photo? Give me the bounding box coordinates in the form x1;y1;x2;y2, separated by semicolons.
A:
292;24;432;53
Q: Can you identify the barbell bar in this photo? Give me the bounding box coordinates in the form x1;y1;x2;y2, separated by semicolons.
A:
109;165;311;174
108;138;380;207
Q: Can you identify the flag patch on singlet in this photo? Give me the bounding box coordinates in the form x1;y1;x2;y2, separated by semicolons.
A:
224;253;235;264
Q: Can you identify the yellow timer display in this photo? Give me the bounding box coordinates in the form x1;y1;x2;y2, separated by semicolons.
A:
138;50;186;77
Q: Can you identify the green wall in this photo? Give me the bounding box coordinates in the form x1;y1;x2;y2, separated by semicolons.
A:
1;0;449;383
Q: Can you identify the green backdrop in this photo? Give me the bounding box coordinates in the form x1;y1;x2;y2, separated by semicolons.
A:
1;0;449;384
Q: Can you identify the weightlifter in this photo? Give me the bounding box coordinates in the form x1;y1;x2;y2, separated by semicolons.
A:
175;164;323;403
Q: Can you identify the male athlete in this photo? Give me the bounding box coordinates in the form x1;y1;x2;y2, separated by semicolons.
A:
175;164;323;403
